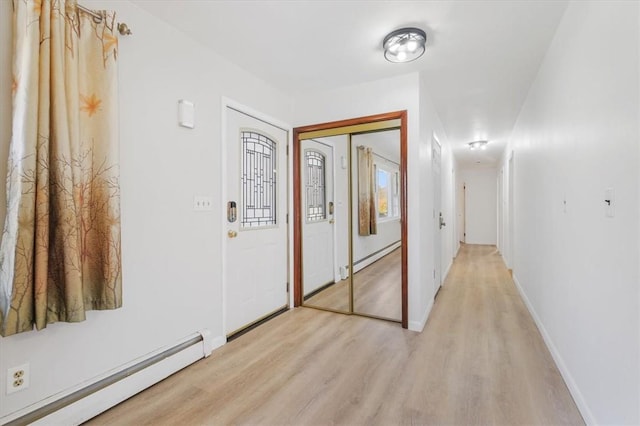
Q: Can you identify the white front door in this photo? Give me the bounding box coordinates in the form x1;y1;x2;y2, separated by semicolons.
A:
432;135;442;296
301;139;335;295
225;107;288;336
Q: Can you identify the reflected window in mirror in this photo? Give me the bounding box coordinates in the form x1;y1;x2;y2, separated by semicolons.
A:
305;150;327;223
375;163;400;221
393;171;400;218
376;168;389;218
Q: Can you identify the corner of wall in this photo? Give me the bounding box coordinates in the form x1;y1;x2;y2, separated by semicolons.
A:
409;297;433;332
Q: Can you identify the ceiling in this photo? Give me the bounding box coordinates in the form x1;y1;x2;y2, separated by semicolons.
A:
131;0;568;168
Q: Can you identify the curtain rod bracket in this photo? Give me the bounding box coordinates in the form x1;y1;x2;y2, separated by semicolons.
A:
117;22;132;36
77;3;133;36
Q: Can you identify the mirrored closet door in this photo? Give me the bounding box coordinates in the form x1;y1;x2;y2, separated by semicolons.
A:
293;112;408;328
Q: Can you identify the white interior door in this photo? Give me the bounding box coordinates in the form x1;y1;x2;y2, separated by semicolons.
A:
507;152;514;269
225;108;288;335
432;135;442;295
301;139;335;295
498;167;504;253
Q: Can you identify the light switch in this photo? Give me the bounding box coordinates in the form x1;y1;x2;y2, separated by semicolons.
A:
178;99;195;129
604;188;614;218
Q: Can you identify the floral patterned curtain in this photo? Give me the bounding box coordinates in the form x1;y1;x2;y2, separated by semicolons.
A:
357;146;377;236
0;0;121;336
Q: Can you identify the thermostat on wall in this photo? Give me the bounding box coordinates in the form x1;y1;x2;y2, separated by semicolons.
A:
178;99;195;129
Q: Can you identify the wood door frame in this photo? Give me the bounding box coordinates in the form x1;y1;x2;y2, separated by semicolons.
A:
293;111;408;329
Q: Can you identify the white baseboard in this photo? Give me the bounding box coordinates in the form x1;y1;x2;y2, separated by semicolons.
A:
512;274;596;425
210;335;226;352
442;260;453;284
501;252;509;269
408;298;433;332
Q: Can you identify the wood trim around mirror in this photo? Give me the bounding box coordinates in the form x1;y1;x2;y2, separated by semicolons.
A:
293;110;408;329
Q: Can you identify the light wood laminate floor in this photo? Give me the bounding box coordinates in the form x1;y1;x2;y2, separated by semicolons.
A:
305;248;401;320
87;244;584;425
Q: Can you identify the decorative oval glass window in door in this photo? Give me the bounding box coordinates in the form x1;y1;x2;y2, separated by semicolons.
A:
240;130;277;228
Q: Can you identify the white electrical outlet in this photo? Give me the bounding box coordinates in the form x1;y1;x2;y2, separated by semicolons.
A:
193;195;213;211
7;363;29;394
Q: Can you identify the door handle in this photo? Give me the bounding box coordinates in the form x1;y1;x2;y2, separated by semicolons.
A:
227;201;237;223
228;230;238;238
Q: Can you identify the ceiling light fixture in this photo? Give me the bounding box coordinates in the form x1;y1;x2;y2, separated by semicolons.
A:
468;140;488;150
383;27;427;63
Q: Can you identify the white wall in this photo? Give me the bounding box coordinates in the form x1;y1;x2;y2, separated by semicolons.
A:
458;167;498;245
0;0;293;419
500;1;639;424
418;74;456;319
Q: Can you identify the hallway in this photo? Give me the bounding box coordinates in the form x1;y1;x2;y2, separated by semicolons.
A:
88;244;583;425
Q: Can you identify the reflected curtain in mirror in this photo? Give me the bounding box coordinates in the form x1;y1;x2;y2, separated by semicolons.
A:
357;146;377;236
0;0;121;336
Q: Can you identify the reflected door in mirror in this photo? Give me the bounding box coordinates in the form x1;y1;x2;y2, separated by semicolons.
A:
301;137;350;312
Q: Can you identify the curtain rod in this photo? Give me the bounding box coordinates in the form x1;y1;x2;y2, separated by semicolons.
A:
373;151;400;167
357;145;400;167
76;3;133;35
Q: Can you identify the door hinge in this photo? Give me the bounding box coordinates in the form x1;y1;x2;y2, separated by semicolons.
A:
286;282;290;292
286;145;289;156
286;213;289;224
433;269;436;278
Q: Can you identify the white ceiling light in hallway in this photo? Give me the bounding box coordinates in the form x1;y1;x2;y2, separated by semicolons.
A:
383;27;427;63
468;140;488;150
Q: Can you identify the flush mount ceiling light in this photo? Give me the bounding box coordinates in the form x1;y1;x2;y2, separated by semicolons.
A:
468;140;489;150
383;27;427;63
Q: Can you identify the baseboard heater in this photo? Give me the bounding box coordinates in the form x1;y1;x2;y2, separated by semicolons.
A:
353;240;401;273
2;329;218;426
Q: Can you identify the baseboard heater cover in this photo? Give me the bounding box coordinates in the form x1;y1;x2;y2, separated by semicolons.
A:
2;329;220;426
353;240;401;274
